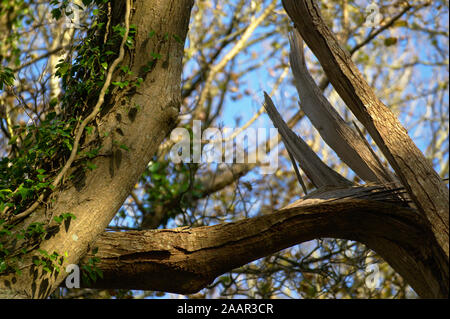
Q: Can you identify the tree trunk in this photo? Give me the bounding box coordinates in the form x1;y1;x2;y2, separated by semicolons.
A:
0;0;194;298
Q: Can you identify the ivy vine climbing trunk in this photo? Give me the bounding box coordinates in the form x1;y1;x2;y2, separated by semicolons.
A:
0;0;194;298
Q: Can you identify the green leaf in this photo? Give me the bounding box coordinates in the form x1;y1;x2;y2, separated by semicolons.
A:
0;66;15;90
63;139;73;151
148;162;160;173
119;144;130;151
55;62;70;77
111;81;129;89
85;126;94;135
393;20;408;28
384;37;398;46
86;162;97;170
49;98;59;108
8;135;18;145
53;216;63;224
51;8;62;20
17;185;32;201
112;24;126;37
62;212;76;220
38;249;49;257
134;77;143;87
172;34;183;44
126;37;134;48
150;52;162;60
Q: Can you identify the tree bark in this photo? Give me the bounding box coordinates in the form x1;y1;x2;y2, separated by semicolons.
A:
282;0;449;259
81;186;447;298
0;0;194;299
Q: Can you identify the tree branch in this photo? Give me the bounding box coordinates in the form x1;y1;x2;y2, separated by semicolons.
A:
282;0;449;257
289;30;394;184
0;0;195;299
263;92;352;187
82;185;447;298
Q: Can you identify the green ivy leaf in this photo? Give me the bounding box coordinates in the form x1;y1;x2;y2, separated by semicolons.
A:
86;162;97;170
150;52;162;60
51;8;62;20
111;81;129;89
384;37;398;46
0;66;15;90
119;144;130;151
53;216;63;224
85;126;94;135
17;185;32;201
172;34;182;44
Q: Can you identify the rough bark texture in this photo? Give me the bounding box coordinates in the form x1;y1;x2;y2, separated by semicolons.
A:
263;92;352;187
281;0;449;260
288;30;393;184
81;186;447;298
0;0;194;298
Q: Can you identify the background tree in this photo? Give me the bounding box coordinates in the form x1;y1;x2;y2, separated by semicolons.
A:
0;0;448;299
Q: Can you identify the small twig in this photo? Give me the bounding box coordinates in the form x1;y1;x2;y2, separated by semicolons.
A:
220;67;289;143
350;2;413;55
8;197;43;223
12;46;66;72
6;87;38;127
130;190;147;214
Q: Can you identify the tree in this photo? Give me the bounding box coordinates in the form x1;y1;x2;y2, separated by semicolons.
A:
0;0;448;299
